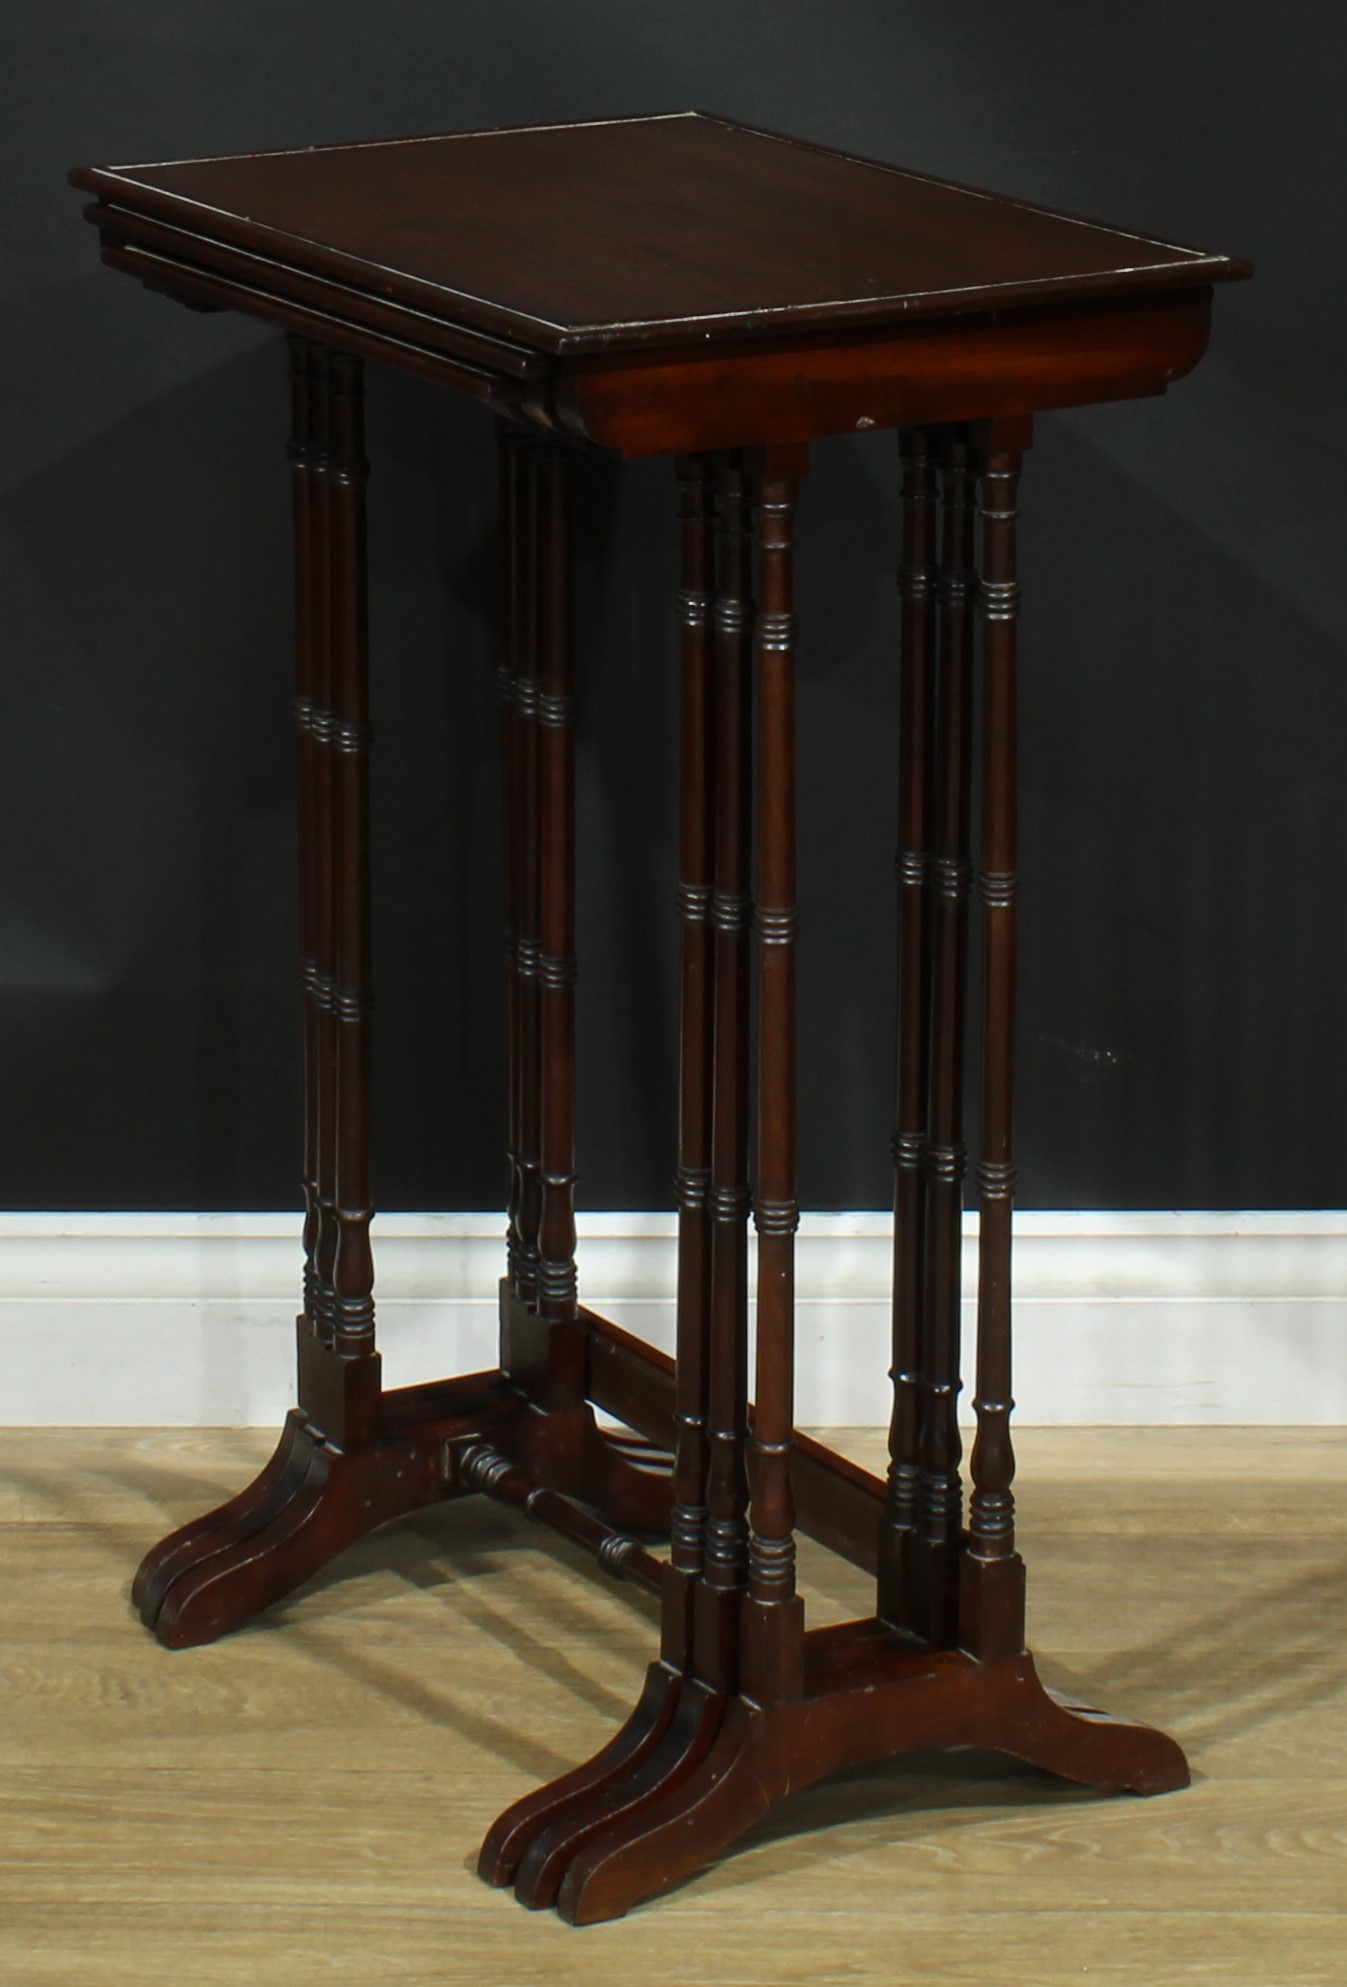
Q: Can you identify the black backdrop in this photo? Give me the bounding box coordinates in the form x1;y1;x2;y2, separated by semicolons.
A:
5;2;1344;1213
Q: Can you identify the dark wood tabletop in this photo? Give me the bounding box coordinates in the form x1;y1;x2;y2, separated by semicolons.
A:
71;111;1249;358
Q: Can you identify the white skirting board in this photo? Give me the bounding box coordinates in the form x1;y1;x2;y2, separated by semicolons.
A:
1;1211;1344;1427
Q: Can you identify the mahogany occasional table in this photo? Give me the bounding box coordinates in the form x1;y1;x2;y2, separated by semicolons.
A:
70;112;1250;1923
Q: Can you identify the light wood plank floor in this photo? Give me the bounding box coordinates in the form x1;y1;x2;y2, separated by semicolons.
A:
2;1428;1344;1985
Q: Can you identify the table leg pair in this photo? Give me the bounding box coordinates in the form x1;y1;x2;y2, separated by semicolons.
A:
480;426;1188;1926
130;346;671;1651
881;424;1024;1659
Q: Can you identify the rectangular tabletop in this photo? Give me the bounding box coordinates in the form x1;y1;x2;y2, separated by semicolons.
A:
71;111;1249;358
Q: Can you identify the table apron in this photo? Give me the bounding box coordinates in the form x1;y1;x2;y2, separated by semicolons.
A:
554;290;1213;455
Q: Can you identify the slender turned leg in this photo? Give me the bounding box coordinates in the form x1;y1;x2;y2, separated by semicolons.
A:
499;436;584;1411
288;348;383;1443
514;438;543;1310
493;439;665;1529
879;429;938;1628
669;454;717;1608
912;432;976;1648
533;441;583;1402
325;352;378;1372
694;454;755;1693
497;422;527;1298
960;428;1029;1659
308;347;339;1348
744;444;807;1706
291;338;322;1338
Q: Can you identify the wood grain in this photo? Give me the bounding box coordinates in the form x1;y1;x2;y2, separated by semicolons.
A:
2;1428;1344;1981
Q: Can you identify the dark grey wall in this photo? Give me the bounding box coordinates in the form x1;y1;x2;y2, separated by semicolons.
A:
5;3;1344;1212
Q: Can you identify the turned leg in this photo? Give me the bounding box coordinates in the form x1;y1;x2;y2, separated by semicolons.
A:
668;454;717;1610
514;436;543;1310
533;441;583;1403
960;422;1031;1659
694;454;755;1692
498;435;583;1411
743;442;808;1706
290;338;323;1339
912;432;977;1647
497;421;527;1298
493;441;663;1520
307;346;340;1350
496;428;592;1420
879;429;937;1626
288;348;384;1449
326;353;376;1363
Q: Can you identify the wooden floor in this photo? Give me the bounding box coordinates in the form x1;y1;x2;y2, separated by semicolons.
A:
2;1427;1344;1984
